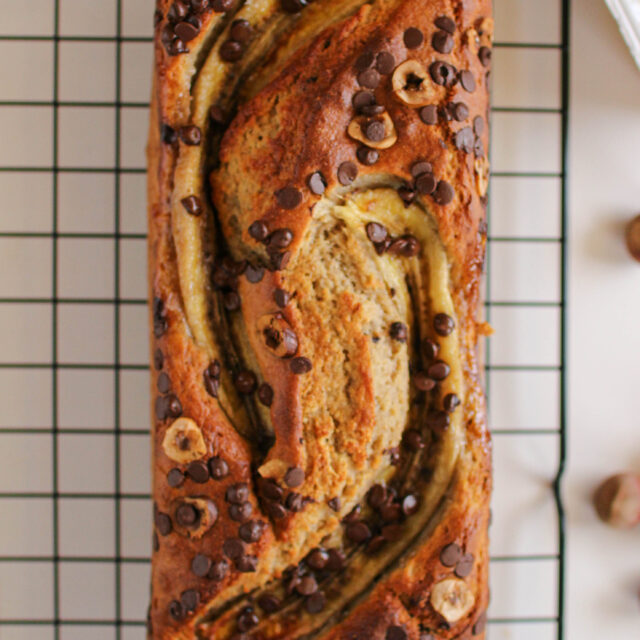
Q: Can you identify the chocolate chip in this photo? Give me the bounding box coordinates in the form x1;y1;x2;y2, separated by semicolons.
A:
440;542;462;566
266;501;287;520
230;19;252;43
452;102;469;122
474;115;485;135
427;409;450;432
366;222;387;244
358;68;380;89
269;228;294;249
403;27;424;49
328;497;341;512
346;521;371;543
168;1;189;22
455;552;475;577
326;549;345;572
402;493;419;516
191;553;212;577
281;0;308;12
478;46;492;67
427;360;450;380
434;312;455;336
269;251;291;271
459;69;476;92
307;548;329;570
422;338;439;361
220;39;243;62
433;180;455;205
435;16;456;34
356;145;379;166
381;503;401;522
419;105;438;125
180;195;203;216
212;0;235;9
373;51;394;75
386;626;408;640
239;519;265;543
473;612;487;635
343;505;361;523
288;497;307;517
245;264;265;283
226;483;249;504
363;119;385;142
152;531;159;551
432;31;454;54
284;467;305;488
443;393;460;412
181;588;200;612
236;554;258;572
455;127;475;153
153;297;168;338
234;370;256;394
155;396;168;421
411;161;432;177
276;186;302;209
223;291;241;311
192;0;211;12
155;511;172;536
403;429;424;450
169;599;185;620
307;171;326;195
168;36;188;56
290;357;312;374
355;51;375;71
367;484;387;509
167;468;185;488
353;90;375;110
389;322;408;342
179;125;202;145
414;371;436;392
208;456;229;480
223;538;245;559
258;594;282;613
367;535;386;554
157;372;171;394
398;186;415;206
175;502;199;527
294;575;316;596
429;61;458;87
248;220;269;241
154;348;164;370
415;172;436;195
286;493;303;512
208;559;229;581
258;477;283;502
388;235;420;257
166;393;182;418
237;606;259;632
161;124;177;144
175;20;199;42
230;501;253;522
203;363;220;398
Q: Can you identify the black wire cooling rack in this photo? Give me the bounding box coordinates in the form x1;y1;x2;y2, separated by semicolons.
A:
0;1;569;639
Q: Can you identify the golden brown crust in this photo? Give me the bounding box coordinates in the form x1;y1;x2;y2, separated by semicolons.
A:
147;1;492;639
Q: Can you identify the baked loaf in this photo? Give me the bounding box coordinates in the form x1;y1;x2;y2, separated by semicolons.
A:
147;1;492;638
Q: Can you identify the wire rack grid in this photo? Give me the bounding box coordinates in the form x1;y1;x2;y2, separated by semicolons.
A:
0;1;569;639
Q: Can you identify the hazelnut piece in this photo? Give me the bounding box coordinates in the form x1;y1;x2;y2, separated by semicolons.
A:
162;417;207;463
347;112;397;150
430;577;475;623
594;473;640;529
392;60;435;107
